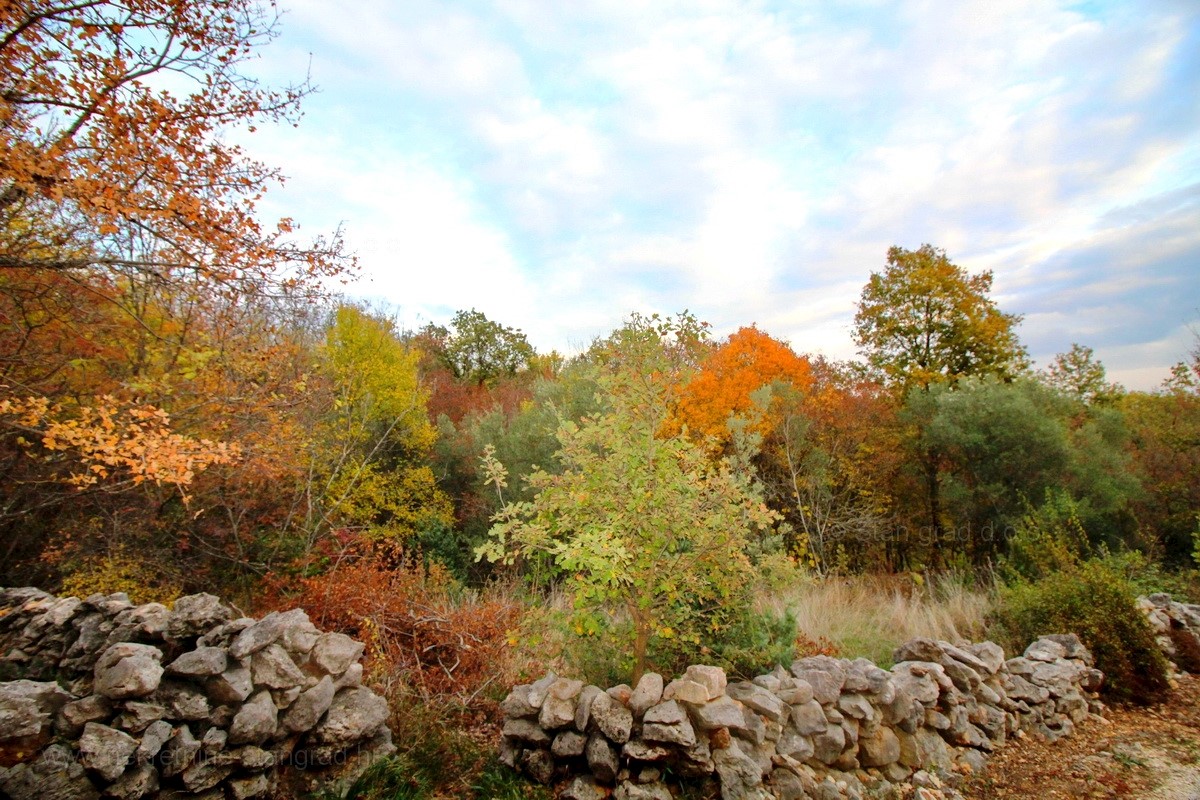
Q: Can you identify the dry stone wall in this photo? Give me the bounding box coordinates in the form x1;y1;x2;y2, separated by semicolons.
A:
0;587;393;800
500;635;1105;800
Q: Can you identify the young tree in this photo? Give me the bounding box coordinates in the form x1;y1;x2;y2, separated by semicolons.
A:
477;315;776;681
1045;343;1122;405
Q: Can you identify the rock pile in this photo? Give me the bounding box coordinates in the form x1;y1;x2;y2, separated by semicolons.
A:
499;635;1103;800
0;587;393;799
1138;593;1200;671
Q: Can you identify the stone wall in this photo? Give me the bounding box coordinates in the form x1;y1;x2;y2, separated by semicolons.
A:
0;587;393;799
499;634;1105;800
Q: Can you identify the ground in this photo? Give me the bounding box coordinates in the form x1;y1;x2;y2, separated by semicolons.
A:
961;674;1200;799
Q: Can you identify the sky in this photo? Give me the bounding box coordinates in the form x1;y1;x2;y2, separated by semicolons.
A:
238;0;1200;390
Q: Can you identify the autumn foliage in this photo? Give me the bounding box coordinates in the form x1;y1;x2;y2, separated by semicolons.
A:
671;326;812;447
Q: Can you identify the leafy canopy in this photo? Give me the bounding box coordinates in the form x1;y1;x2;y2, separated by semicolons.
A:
853;244;1027;392
478;314;777;681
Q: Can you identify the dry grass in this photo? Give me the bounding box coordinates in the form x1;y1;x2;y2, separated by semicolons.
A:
763;572;997;667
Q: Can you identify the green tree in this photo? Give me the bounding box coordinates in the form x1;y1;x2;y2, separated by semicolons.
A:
1044;343;1122;405
852;245;1028;554
477;315;776;681
441;309;536;387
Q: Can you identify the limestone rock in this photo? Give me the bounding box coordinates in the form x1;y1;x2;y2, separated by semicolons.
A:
79;721;138;781
228;690;278;745
165;646;227;677
309;631;365;676
683;664;728;700
630;672;664;718
590;690;634;743
94;642;164;699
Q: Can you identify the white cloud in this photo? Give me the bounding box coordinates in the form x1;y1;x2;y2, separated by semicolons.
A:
232;0;1200;388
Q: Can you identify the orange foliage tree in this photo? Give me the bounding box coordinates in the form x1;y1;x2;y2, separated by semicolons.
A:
671;326;812;449
0;0;349;289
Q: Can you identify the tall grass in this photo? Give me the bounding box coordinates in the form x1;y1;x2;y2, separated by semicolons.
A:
762;572;996;667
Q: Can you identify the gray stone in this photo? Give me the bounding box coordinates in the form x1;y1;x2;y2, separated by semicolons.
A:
527;673;558;708
776;679;814;706
228;690;278;745
776;729;815;760
502;717;551;746
836;693;873;720
728;681;787;722
309;686;389;747
587;733;619;783
251;643;306;689
56;694;112;735
623;739;671;761
181;759;234;792
105;763;158;800
692;695;746;731
501;683;538;718
790;666;843;706
227;773;271;800
162;725;201;777
94;642;164;699
552;730;588;757
539;692;576;730
206;662;253;704
168;594;233;640
965;641;1007;674
520;748;554;784
114;700;166;732
561;775;606;800
892;638;945;664
630;672;664;717
642;700;696;746
156;680;210;720
166;646;227;677
714;739;770;800
614;780;673;800
136;719;174;762
79;721;138;781
0;679;70;740
1024;638;1067;663
575;685;602;732
683;664;728;700
282;674;335;732
811;724;847;765
663;678;710;704
790;699;828;735
590;690;634;743
201;725;228;755
309;631;365;675
229;610;299;659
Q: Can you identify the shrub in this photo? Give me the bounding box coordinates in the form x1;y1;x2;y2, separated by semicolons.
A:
999;491;1090;584
274;552;521;702
997;556;1169;704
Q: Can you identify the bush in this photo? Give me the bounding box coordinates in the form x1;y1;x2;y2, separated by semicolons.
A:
997;556;1169;705
999;491;1089;584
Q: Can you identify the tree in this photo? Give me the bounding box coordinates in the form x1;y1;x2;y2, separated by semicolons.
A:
439;309;536;387
853;244;1028;553
671;326;811;450
0;0;348;290
478;315;776;681
1045;343;1122;405
853;244;1027;392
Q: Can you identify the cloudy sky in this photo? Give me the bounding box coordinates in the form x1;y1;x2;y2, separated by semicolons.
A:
240;0;1200;390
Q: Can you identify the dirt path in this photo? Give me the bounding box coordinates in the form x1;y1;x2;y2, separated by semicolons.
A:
961;674;1200;799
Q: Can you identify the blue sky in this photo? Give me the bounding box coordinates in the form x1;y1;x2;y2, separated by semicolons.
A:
240;0;1200;389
